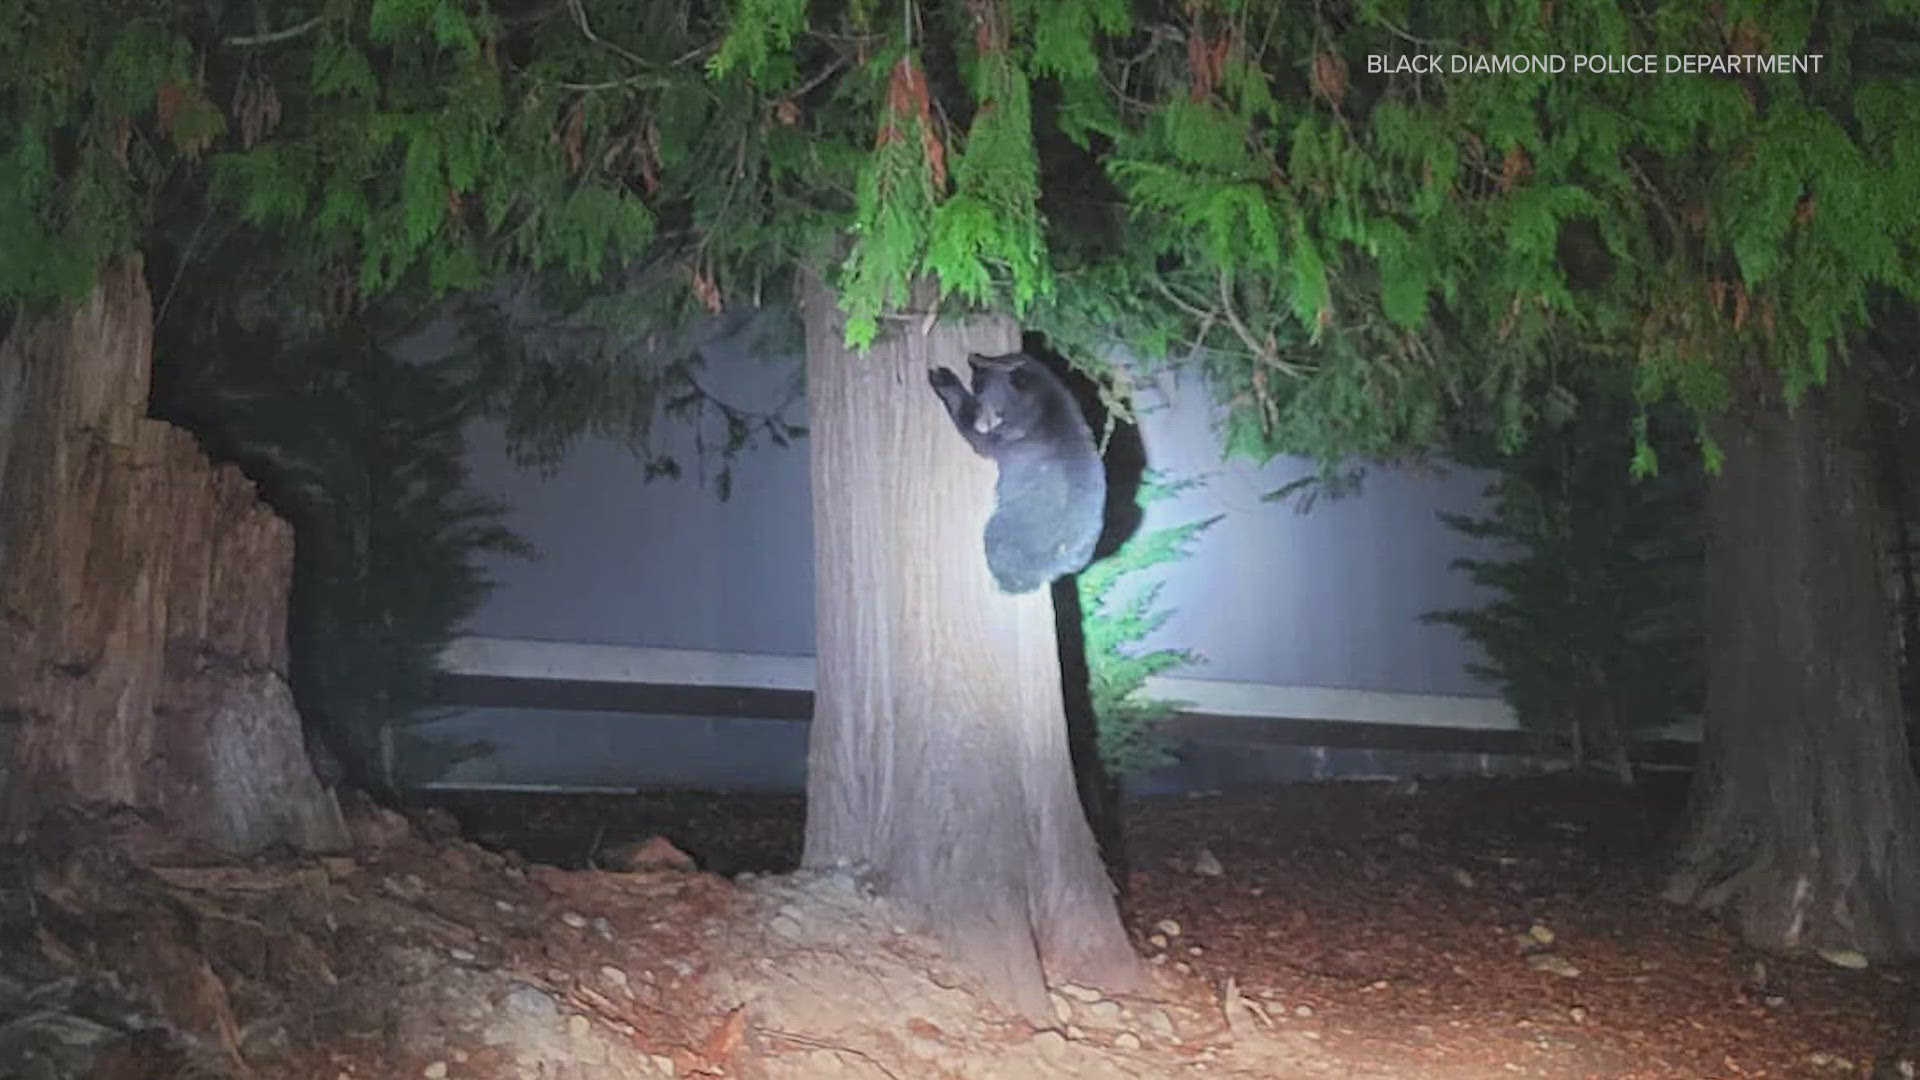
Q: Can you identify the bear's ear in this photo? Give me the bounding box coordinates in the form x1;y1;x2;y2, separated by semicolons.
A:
967;352;1025;372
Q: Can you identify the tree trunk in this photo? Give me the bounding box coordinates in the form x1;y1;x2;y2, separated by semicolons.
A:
799;273;1140;1021
0;258;346;855
1665;363;1920;957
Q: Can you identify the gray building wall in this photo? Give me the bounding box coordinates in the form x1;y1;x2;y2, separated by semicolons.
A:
459;349;1498;698
1125;372;1494;696
424;335;1519;793
463;415;817;657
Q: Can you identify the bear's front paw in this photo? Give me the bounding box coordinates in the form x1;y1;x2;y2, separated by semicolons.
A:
928;366;962;392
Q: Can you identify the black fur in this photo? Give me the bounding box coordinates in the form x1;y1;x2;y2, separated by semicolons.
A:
928;352;1106;593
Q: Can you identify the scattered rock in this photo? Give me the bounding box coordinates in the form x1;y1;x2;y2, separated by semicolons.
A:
1032;1029;1072;1065
1058;982;1104;1003
382;873;427;902
1114;1031;1142;1050
1222;976;1271;1034
502;984;559;1018
408;807;463;841
1526;953;1582;978
1817;948;1870;970
1154;918;1183;938
603;835;697;871
437;843;479;875
1192;847;1224;876
346;804;412;850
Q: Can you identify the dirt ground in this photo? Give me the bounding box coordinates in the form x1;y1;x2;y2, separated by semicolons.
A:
3;775;1915;1079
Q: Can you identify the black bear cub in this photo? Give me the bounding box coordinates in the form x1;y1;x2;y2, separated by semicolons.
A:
928;352;1105;594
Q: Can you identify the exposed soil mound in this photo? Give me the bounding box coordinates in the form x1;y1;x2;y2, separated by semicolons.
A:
2;777;1914;1079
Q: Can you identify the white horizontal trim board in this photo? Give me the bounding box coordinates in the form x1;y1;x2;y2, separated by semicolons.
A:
1149;676;1516;731
441;635;816;691
418;782;653;794
443;635;1519;731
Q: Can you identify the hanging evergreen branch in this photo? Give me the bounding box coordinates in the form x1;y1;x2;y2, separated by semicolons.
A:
3;0;1918;470
840;50;945;345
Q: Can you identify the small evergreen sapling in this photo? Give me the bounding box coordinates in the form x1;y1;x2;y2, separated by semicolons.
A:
1077;476;1220;778
153;316;528;794
1425;396;1703;782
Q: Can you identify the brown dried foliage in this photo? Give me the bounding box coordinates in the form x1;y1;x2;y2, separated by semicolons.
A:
154;80;217;158
561;98;587;175
1183;0;1239;102
232;72;282;150
691;262;723;314
1311;52;1348;110
879;54;947;192
1499;144;1533;192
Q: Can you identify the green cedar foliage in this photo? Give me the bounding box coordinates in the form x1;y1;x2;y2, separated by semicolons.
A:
5;0;822;456
7;1;1920;473
1056;1;1920;469
1424;384;1704;780
3;2;630;304
1077;476;1219;777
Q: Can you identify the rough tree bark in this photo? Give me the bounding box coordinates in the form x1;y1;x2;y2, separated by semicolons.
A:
0;258;346;855
1665;362;1920;956
798;273;1141;1021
